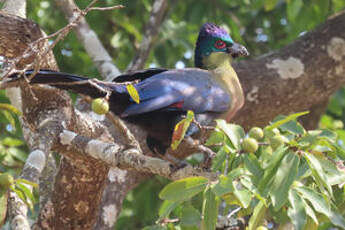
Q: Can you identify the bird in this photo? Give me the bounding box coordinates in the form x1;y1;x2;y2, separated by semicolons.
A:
9;23;249;155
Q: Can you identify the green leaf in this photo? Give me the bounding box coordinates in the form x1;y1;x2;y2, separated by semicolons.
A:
267;111;309;131
304;153;333;198
126;84;140;104
205;130;225;146
319;129;337;141
159;176;208;202
248;200;267;230
258;146;288;195
171;110;194;150
316;157;345;186
278;119;305;135
142;225;166;230
201;186;219;230
159;200;181;219
233;183;252;208
264;0;279;11
180;205;201;227
15;183;35;211
288;189;307;230
287;0;304;22
15;179;38;188
0;189;8;227
211;146;228;171
212;168;246;197
1;110;16;132
240;176;267;205
0;103;22;115
2;137;24;147
7;147;27;163
270;151;299;211
216;120;245;150
301;195;318;225
296;186;345;228
9;186;26;206
244;153;263;184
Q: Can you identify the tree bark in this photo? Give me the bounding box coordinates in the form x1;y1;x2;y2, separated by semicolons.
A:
232;11;345;129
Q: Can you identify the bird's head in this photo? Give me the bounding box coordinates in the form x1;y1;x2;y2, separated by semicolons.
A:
194;23;249;69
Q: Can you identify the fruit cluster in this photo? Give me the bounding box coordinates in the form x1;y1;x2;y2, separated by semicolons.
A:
241;127;288;153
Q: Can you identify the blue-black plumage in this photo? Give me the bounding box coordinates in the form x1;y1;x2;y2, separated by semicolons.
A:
9;23;249;154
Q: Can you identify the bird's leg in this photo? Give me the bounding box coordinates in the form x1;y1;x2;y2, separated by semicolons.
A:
146;136;189;169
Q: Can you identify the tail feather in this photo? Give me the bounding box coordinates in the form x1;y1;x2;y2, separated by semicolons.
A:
26;69;89;84
24;70;108;98
9;69;131;115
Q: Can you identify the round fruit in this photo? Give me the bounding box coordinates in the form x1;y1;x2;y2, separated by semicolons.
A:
0;173;14;188
91;98;109;115
256;226;268;230
249;127;264;140
241;137;259;153
270;135;287;150
272;128;280;135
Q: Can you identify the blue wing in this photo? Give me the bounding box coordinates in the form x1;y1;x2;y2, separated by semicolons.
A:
121;68;231;117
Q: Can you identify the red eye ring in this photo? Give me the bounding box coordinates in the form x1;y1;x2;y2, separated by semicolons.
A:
214;40;226;49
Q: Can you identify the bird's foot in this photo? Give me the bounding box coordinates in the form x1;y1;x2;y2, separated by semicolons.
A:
165;153;189;170
201;149;216;170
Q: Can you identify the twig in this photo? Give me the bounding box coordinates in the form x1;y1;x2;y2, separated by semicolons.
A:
1;0;123;81
192;118;216;131
55;0;121;81
89;6;124;11
126;0;169;71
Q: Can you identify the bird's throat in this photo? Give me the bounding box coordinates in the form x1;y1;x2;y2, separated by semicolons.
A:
204;54;244;121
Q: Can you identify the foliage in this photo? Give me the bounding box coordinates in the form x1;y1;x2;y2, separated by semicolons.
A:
149;112;345;230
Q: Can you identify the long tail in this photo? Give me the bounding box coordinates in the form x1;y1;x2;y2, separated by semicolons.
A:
12;69;110;98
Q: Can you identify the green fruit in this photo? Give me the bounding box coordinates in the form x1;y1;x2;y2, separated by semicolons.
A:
91;98;109;115
263;127;280;139
270;135;287;150
241;137;259;153
0;173;14;188
256;226;268;230
272;128;280;135
249;127;264;140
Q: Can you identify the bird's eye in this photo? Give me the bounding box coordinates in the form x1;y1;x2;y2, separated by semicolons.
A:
214;40;226;49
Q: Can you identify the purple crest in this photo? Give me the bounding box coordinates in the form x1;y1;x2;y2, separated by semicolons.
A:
199;23;229;38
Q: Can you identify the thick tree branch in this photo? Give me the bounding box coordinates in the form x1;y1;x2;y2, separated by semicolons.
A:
57;130;217;181
2;0;26;18
8;150;46;230
232;10;345;129
0;9;115;229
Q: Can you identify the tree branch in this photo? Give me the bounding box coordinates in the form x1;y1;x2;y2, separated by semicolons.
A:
232;10;345;129
2;0;26;18
55;0;121;81
57;129;217;181
126;0;169;71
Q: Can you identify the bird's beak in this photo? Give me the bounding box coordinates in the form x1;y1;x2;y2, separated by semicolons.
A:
226;43;249;58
